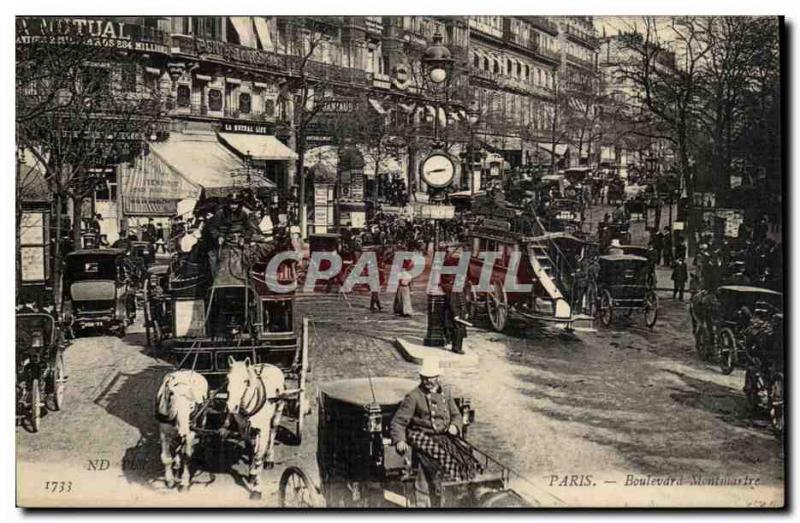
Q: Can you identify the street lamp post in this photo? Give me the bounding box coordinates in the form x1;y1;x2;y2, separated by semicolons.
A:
420;29;456;349
466;106;480;195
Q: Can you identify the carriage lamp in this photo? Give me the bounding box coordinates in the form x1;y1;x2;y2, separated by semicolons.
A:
366;402;383;433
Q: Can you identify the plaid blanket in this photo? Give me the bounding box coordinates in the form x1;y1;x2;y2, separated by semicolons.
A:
407;429;483;481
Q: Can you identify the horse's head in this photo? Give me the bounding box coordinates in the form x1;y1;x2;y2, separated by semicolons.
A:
226;356;252;414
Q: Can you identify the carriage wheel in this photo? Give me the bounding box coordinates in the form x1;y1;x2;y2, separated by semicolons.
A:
485;282;508;332
717;328;736;375
644;291;658;328
599;290;613;327
279;466;317;508
50;353;66;411
769;373;784;437
30;379;41;433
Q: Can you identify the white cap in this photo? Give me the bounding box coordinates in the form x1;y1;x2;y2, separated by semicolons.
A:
610;239;622;248
419;358;441;378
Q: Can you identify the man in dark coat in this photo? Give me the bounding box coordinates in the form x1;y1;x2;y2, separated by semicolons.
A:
672;258;688;301
391;359;478;506
442;287;467;354
662;226;673;266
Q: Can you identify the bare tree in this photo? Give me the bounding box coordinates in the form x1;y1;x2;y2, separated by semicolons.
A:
16;23;165;307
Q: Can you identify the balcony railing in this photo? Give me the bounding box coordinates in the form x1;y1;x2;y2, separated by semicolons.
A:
534;45;561;63
566;53;596;70
564;25;599;48
289;57;369;86
525;17;559;36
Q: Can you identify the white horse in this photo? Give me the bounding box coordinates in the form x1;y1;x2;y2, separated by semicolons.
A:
225;357;285;499
155;370;208;490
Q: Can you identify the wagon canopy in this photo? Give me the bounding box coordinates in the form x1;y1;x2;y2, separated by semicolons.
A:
16;313;56;356
716;285;783;313
320;378;417;409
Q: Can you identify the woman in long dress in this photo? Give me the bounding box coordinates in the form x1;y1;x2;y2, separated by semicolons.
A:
394;260;414;317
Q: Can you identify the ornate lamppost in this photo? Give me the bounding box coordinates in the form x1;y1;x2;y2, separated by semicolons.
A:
420;29;457;348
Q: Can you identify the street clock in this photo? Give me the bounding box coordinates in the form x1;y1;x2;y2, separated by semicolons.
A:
420;151;456;189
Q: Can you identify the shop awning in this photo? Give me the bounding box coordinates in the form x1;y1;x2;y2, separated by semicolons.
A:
253;17;274;50
142;133;273;200
218;132;298;161
229;17;258;49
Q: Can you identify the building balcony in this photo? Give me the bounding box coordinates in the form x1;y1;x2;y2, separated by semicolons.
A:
289;57;369;86
364;16;383;35
564;24;599;48
566;53;596;71
524;17;559;36
533;45;561;65
468;19;503;40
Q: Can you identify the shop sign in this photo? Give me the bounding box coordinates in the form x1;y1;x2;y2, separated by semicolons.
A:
16;17;171;54
318;98;358;113
195;38;285;70
417;204;455;220
221;121;274;135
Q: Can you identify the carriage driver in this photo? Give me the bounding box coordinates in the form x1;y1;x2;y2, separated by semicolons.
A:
391;359;481;506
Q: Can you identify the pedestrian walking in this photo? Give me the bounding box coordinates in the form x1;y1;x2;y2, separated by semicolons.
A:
442;284;467;354
662;226;673;266
394;260;414;317
671;258;688;301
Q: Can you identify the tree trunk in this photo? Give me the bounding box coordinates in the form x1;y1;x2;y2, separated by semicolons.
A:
52;192;63;314
72;193;83;248
295;131;307;239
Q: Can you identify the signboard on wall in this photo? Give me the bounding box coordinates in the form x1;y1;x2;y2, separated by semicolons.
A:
20;211;49;283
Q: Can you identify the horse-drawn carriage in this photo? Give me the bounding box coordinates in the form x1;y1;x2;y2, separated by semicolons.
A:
16;312;68;432
690;285;783;374
62;249;137;336
606;178;625;206
278;377;532;508
146;216;309;496
458;196;577;332
593;254;658;328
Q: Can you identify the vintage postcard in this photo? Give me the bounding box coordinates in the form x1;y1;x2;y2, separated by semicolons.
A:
15;14;784;508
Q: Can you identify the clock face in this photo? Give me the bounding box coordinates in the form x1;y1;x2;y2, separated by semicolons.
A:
421;153;455;188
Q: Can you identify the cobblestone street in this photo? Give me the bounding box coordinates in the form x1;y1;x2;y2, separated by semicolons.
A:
18;271;783;507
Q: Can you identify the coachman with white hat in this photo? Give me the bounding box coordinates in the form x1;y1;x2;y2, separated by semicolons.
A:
390;358;482;506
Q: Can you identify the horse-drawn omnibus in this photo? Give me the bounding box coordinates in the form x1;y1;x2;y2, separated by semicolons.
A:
146;216;308;497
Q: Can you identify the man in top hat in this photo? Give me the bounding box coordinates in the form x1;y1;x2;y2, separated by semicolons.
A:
391;358;480;506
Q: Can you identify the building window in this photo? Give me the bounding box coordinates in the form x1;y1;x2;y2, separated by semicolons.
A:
208;89;223;111
507;59;512;75
239;92;252;114
517;62;522;77
483;57;489;71
525;64;530;80
474;53;480;68
493;60;499;74
176;85;191;107
265;98;275;117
